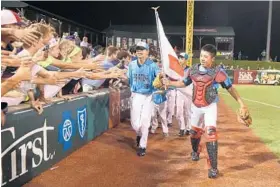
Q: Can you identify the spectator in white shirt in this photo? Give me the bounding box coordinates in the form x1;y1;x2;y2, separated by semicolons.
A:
80;36;89;48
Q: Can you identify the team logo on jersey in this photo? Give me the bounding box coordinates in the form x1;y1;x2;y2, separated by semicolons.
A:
77;106;87;139
58;111;76;151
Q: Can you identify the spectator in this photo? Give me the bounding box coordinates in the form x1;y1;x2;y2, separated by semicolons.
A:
74;32;81;46
238;51;242;60
80;36;89;48
82;46;120;90
117;50;131;69
261;50;266;61
129;45;137;61
92;45;104;58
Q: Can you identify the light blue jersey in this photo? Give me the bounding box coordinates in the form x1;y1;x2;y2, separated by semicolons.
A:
127;58;160;95
153;92;167;105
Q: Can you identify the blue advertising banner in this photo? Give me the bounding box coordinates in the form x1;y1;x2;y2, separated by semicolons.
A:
1;93;108;187
86;89;109;141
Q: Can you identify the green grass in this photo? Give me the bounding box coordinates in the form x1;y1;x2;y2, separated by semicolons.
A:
220;85;280;157
193;58;280;70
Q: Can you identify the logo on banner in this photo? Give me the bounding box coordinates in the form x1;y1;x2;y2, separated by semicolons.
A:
120;98;131;112
58;111;76;151
77;106;87;139
238;71;253;83
112;102;119;117
1;119;55;186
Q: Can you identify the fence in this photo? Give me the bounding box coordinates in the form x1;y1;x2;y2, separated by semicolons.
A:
1;88;131;187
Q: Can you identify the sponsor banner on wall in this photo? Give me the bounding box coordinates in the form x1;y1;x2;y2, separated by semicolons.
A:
234;70;257;84
86;90;109;139
109;88;120;128
254;70;280;85
1;97;89;187
119;87;131;121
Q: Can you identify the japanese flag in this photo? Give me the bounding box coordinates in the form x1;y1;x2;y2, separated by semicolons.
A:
155;11;184;80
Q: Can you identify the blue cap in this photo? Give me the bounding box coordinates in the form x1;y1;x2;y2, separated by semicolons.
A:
179;53;188;60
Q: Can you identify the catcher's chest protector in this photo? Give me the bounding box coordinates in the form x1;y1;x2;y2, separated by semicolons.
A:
190;64;226;108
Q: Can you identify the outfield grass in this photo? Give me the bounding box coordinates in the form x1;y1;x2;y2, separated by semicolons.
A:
193;58;280;70
220;85;280;157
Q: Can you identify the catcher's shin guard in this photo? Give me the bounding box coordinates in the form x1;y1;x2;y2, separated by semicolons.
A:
205;126;218;177
190;127;204;161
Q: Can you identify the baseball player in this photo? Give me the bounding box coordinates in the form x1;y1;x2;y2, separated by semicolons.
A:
150;91;169;137
176;53;192;136
161;44;251;178
126;41;160;157
166;85;176;127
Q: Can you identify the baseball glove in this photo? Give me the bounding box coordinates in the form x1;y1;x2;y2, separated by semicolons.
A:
153;74;164;89
236;107;252;127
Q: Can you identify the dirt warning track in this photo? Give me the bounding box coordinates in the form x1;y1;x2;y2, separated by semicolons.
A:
25;99;280;187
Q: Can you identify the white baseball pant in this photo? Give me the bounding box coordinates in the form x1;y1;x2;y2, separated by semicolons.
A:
191;102;217;128
151;101;168;134
130;93;153;148
167;89;176;124
176;90;192;131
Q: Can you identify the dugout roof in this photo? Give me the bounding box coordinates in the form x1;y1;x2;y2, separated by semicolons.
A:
102;25;235;37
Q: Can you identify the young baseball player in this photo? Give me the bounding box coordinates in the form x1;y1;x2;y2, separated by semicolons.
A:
166;87;176;127
176;53;192;137
161;44;251;178
150;91;169;137
126;41;160;157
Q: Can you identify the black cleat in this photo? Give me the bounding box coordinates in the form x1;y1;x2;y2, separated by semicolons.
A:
178;130;185;137
137;147;146;157
167;123;172;127
191;152;200;161
136;136;141;147
185;130;190;136
208;168;219;179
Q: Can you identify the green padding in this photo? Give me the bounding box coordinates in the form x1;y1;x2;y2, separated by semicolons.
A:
86;89;109;141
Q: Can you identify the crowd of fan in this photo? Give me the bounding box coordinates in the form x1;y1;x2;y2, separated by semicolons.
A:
1;9;132;125
3;9;277;126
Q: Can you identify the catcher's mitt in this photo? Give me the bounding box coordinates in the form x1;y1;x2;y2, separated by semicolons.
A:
236;107;252;127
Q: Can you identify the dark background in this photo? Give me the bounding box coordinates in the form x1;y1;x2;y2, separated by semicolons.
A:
26;1;280;60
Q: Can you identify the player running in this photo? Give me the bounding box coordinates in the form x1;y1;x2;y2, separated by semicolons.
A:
126;41;160;157
161;44;252;178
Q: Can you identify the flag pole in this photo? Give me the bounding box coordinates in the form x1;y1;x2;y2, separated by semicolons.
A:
151;6;167;90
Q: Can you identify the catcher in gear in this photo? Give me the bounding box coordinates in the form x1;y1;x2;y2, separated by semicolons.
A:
161;44;252;179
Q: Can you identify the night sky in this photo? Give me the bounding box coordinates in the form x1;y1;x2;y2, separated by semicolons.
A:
27;1;280;60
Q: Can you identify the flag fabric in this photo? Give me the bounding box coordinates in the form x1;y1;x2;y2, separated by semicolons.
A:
155;11;184;80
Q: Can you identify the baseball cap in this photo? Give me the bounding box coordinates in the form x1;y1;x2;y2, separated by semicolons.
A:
178;52;188;60
136;41;149;50
1;9;25;26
